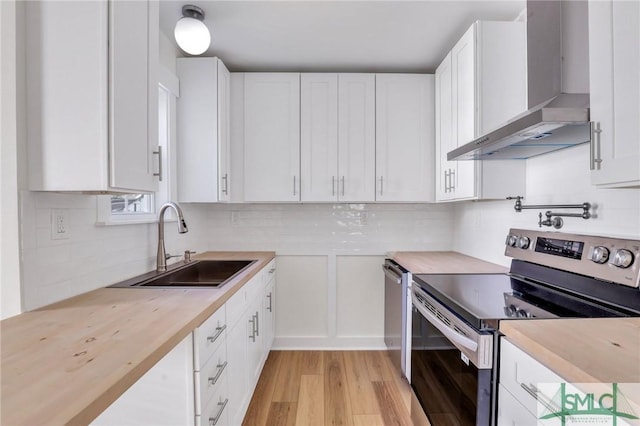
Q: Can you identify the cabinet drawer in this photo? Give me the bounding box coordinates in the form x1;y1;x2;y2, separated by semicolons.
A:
198;373;229;426
198;342;228;412
497;384;539;425
227;273;261;327
499;338;564;416
194;305;226;368
263;259;276;285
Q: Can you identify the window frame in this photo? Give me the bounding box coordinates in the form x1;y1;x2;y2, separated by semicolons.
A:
96;66;180;226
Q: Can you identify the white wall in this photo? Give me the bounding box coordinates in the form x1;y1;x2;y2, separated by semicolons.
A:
1;0;22;319
452;144;640;266
15;26;207;311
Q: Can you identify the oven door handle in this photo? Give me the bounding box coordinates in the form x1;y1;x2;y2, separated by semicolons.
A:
412;293;479;353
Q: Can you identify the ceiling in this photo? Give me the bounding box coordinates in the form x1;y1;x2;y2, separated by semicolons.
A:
159;1;525;73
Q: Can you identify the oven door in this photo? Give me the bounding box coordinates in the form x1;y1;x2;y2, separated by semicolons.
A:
411;286;493;426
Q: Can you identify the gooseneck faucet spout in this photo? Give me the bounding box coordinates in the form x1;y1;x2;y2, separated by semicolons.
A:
157;202;188;272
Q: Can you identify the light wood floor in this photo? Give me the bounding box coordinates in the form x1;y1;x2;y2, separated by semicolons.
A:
242;350;413;426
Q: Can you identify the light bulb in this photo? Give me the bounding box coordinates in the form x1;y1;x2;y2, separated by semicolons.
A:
174;16;211;55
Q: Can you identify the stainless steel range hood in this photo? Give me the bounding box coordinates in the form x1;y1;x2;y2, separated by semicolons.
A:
449;1;591;161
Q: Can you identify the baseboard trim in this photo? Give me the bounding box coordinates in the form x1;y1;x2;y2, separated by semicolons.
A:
272;336;386;350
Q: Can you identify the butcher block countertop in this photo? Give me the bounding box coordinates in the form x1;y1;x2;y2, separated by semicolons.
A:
391;251;509;274
0;251;275;426
500;318;640;386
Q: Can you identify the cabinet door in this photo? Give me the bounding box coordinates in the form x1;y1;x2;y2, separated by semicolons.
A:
217;60;232;201
244;73;301;202
177;58;221;202
337;74;376;202
246;296;264;388
263;277;276;352
497;385;539;426
300;74;339;202
91;335;194;425
589;0;640;187
376;74;434;202
109;0;158;192
451;25;477;200
226;317;248;425
435;54;456;202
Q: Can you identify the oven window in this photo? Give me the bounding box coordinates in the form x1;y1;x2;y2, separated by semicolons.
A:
411;307;491;425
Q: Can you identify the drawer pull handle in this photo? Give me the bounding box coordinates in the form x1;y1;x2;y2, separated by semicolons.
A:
208;361;228;386
520;382;558;413
209;398;229;426
267;293;273;312
248;317;256;342
254;312;259;337
206;324;227;344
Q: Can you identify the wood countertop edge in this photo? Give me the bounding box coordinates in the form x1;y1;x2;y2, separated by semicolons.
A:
390;251;509;274
1;251;275;426
500;318;640;385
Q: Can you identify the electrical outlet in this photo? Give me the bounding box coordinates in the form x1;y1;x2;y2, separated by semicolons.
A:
51;209;70;240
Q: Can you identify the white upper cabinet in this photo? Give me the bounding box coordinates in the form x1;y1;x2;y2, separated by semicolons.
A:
243;73;301;202
26;0;159;193
337;74;376;202
376;74;435;202
177;57;231;202
300;73;377;203
589;0;640;188
435;21;527;202
300;74;339;202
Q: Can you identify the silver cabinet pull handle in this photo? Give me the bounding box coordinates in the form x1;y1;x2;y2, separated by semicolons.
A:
267;293;273;312
293;176;297;196
590;121;603;171
379;176;384;196
153;146;163;181
519;382;558;413
444;170;450;193
208;361;228;386
450;169;456;191
248;317;256;342
206;324;227;344
209;398;229;426
332;176;336;196
221;173;229;195
254;311;259;337
341;176;345;197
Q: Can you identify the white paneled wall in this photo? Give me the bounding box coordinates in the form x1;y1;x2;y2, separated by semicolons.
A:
197;203;454;348
19;191;209;311
453;144;640;266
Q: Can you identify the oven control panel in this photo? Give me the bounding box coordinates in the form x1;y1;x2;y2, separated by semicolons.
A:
505;228;640;288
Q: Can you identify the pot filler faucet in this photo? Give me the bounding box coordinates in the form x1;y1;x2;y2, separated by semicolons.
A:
156;202;188;272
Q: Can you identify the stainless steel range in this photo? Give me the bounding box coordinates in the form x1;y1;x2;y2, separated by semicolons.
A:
410;228;640;426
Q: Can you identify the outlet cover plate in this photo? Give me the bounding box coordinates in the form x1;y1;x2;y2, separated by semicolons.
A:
51;209;70;240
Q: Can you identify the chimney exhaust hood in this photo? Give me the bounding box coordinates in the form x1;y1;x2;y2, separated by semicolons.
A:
449;1;591;161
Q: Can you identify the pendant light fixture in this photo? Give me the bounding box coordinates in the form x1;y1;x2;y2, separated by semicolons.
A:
174;5;211;56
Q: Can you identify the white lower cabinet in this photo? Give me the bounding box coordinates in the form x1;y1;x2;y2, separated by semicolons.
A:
93;261;276;426
497;384;539;426
91;335;195;426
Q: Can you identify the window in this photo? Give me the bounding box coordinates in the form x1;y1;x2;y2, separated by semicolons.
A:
97;67;179;225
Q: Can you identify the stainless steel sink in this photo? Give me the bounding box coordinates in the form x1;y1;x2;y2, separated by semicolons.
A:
109;259;257;289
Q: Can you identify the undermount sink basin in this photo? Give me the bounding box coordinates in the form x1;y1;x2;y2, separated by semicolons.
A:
109;259;257;289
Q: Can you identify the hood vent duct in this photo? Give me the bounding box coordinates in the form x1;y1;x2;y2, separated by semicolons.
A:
449;1;591;161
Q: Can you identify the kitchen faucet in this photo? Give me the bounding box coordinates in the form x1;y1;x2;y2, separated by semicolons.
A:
156;202;188;272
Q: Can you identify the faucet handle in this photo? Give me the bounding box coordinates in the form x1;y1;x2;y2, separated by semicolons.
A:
165;253;182;261
184;250;196;262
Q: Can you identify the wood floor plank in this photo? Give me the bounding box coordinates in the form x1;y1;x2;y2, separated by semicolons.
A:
372;381;414;426
324;351;354;426
343;351;380;415
271;351;303;402
300;350;324;375
243;351;282;426
265;402;298;426
294;375;324;426
365;350;396;382
352;414;385;426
